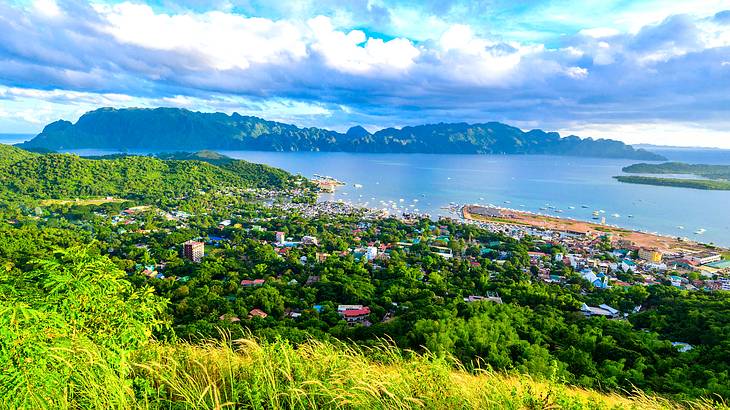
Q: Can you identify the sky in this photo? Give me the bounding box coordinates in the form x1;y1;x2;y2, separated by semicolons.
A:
0;0;729;147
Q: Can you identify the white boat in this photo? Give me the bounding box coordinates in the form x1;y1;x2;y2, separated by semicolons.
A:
677;226;685;230
612;213;620;218
354;184;363;188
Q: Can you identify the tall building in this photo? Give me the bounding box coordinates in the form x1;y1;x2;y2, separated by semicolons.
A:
183;240;205;262
638;248;662;263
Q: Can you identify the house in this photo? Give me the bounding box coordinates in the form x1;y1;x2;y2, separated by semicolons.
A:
248;309;268;319
337;305;371;324
302;235;319;245
430;245;453;259
275;231;285;244
621;259;636;272
219;314;241;323
581;303;619;318
580;269;608;288
241;279;265;287
463;292;503;304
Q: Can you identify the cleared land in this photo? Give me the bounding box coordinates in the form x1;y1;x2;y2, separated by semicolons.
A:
463;205;719;252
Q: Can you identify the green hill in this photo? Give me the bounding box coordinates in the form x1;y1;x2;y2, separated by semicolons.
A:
1;248;716;410
19;107;666;160
0;145;299;200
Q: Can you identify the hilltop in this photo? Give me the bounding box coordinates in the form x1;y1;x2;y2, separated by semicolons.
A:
1;247;716;409
19;107;666;160
0;144;301;201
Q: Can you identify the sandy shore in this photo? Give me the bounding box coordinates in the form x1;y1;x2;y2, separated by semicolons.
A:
462;204;722;253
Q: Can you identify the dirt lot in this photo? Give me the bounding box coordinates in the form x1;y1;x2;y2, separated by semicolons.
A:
463;205;719;252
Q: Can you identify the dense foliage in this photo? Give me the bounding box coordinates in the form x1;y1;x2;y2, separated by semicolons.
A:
0;145;300;201
614;175;730;190
20;107;665;159
623;162;730;180
0;251;700;409
2;144;728;407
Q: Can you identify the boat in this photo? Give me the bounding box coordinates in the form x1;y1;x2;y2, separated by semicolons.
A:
568;206;575;210
677;226;685;230
612;213;620;218
581;205;589;208
694;228;706;235
354;183;363;188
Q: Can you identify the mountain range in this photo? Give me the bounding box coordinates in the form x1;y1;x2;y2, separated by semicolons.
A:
19;107;666;160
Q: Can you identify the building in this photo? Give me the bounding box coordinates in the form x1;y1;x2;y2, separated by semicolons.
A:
581;303;619;318
248;308;268;319
337;304;371;324
241;279;265;287
638;248;663;263
182;240;205;262
365;246;378;261
302;235;319;246
275;231;285;244
687;252;722;265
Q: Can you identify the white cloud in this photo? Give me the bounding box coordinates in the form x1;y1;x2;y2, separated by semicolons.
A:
579;27;620;38
33;0;61;18
94;2;308;70
565;66;588;79
308;16;420;73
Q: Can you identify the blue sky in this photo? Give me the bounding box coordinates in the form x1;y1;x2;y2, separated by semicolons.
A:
1;0;729;147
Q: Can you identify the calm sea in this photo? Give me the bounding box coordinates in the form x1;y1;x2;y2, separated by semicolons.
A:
2;135;729;247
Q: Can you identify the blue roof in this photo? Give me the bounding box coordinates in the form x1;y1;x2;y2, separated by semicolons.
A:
707;260;730;269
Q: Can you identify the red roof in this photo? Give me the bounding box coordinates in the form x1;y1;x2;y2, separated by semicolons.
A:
241;279;265;286
342;307;370;317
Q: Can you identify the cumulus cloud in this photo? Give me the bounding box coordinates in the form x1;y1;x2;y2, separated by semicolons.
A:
0;1;728;146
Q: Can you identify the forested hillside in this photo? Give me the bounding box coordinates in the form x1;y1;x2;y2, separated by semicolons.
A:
19;107;666;160
0;145;300;201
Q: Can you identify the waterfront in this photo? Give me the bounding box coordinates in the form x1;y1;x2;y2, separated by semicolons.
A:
2;134;729;247
216;150;730;247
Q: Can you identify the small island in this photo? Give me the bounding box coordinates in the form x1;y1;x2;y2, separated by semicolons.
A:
615;162;730;190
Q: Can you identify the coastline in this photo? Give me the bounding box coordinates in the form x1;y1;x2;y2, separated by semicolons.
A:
461;204;724;253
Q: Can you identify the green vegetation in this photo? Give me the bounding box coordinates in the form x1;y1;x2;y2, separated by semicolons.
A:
0;248;721;409
616;162;730;190
623;162;730;180
20;107;665;159
2;144;729;408
614;175;730;190
0;144;304;202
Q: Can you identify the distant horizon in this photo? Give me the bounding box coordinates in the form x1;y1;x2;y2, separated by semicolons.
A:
3;106;730;150
1;1;728;148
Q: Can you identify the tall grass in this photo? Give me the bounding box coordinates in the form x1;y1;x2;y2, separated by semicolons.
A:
129;336;725;410
2;334;726;409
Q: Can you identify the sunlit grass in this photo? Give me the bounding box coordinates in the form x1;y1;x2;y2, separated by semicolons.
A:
3;333;727;409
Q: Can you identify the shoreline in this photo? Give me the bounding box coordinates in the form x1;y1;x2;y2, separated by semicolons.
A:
461;204;725;253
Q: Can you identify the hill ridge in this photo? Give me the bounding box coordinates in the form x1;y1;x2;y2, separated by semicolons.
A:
19;107;666;160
